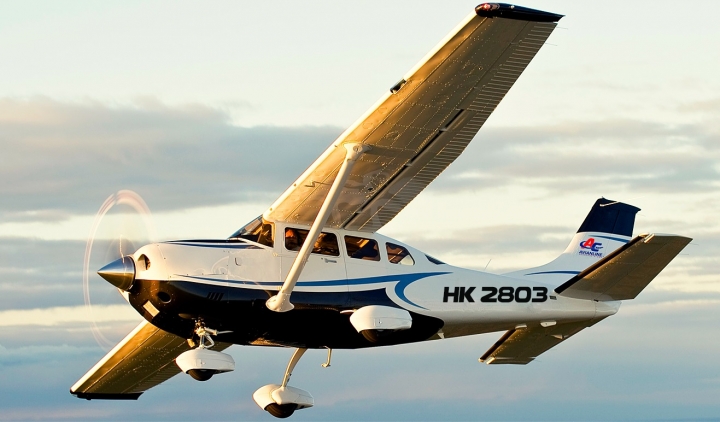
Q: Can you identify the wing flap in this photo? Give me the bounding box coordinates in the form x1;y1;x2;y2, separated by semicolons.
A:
555;234;692;301
71;320;230;399
265;10;561;232
479;318;605;365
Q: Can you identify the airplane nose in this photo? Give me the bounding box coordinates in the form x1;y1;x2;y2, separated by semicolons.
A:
97;256;136;291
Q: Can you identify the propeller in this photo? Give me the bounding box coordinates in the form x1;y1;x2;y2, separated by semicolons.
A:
83;190;157;350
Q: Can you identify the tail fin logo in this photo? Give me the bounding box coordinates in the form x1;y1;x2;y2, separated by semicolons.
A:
579;238;603;257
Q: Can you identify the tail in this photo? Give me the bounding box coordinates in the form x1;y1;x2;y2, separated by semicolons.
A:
504;198;640;284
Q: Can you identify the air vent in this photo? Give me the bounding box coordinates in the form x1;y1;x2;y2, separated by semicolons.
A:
206;292;224;301
137;254;151;270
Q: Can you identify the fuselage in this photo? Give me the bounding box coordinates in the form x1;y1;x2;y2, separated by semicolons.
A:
124;221;618;349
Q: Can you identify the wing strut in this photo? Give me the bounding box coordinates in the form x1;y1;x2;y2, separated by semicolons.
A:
266;143;370;312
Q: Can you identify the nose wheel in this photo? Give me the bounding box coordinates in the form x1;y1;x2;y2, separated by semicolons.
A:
175;320;235;382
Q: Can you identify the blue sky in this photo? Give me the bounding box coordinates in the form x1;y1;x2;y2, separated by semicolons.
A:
1;1;720;420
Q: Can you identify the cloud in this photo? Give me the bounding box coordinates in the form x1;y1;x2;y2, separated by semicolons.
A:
429;115;720;196
0;97;342;222
404;224;571;257
0;237;85;310
0;304;139;327
4;98;720;228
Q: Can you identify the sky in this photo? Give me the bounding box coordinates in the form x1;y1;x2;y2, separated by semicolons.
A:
1;1;720;420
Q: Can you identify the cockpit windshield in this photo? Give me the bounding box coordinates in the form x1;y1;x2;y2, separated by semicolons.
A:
229;216;274;247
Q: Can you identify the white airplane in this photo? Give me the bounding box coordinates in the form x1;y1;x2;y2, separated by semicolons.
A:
71;3;692;419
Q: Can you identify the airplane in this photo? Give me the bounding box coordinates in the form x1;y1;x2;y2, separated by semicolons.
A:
70;3;692;419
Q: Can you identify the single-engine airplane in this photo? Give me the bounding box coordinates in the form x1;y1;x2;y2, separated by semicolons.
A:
71;3;692;418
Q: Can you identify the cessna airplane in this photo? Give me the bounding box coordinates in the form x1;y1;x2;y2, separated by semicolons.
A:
70;3;692;419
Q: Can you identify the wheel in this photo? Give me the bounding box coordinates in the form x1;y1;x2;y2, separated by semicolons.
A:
187;369;214;381
361;329;392;344
265;403;298;419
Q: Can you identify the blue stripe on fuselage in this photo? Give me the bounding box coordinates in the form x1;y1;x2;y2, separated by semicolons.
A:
181;272;449;309
592;235;630;243
164;242;261;249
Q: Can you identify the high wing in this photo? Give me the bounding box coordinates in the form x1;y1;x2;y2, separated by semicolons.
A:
71;320;230;400
479;318;607;365
264;5;562;233
556;234;692;301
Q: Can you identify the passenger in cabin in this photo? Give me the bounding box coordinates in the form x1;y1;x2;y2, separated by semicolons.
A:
313;233;340;256
345;236;380;261
257;223;274;247
386;242;415;265
285;228;301;251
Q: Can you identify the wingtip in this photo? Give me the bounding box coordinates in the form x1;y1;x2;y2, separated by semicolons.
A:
475;3;564;22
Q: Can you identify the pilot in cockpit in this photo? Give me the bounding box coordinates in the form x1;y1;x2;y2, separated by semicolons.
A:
285;228;301;251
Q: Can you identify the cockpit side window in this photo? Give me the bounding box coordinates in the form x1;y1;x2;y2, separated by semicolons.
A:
344;236;380;261
285;227;339;256
386;242;414;265
229;216;274;247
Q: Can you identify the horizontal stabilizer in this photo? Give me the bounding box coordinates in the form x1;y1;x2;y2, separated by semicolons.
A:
479;318;606;365
71;320;231;399
555;234;692;301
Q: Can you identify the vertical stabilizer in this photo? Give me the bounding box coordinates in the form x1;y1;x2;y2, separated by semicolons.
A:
503;198;641;285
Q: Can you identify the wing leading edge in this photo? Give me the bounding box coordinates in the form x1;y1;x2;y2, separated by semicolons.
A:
71;320;230;400
264;5;562;233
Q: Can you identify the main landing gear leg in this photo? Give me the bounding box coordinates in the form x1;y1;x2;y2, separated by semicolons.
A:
281;348;307;389
253;348;314;419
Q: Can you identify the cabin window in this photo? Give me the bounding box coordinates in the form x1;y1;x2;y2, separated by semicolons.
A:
284;227;340;256
344;236;380;261
386;242;414;265
229;216;274;247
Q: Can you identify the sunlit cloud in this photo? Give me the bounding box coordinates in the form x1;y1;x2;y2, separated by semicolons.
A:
0;97;341;223
0;305;139;327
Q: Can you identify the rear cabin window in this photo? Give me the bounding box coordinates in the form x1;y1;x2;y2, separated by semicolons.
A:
386;242;414;265
344;236;380;261
425;254;446;265
284;228;339;256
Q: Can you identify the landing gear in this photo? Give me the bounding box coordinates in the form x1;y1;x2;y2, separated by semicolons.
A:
265;403;298;419
187;369;215;382
176;320;235;381
253;348;315;419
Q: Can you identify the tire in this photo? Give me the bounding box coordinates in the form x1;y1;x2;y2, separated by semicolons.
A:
187;369;214;381
361;329;392;344
265;403;298;419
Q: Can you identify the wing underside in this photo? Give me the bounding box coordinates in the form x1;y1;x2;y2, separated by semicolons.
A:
71;320;230;400
479;318;606;365
265;8;561;232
